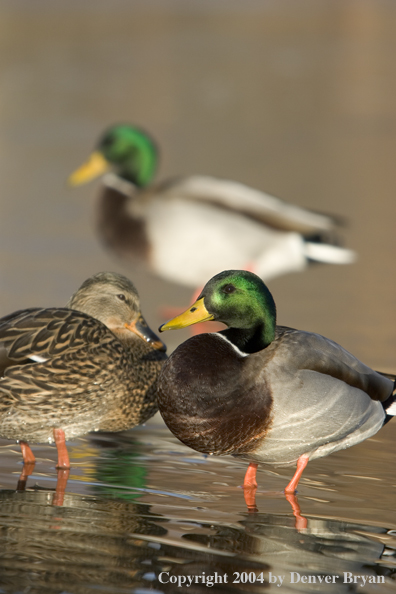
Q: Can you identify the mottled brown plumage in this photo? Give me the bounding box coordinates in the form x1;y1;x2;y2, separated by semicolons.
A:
0;272;167;468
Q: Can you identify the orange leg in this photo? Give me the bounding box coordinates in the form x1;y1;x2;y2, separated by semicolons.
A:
243;462;259;512
244;262;257;274
17;461;35;492
19;440;36;464
17;441;36;490
284;455;309;493
53;428;70;469
52;469;70;507
243;462;258;488
284;491;308;530
243;486;258;513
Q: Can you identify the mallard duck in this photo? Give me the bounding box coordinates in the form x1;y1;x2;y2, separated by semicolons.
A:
69;124;356;288
157;270;395;501
0;272;167;470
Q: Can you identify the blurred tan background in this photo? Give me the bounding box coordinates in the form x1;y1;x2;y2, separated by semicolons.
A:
0;0;395;369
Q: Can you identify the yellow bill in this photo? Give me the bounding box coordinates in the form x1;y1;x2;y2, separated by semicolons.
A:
68;151;110;186
159;297;214;332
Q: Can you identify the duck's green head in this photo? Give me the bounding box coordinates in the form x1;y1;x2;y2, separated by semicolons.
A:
68;124;158;188
160;270;277;352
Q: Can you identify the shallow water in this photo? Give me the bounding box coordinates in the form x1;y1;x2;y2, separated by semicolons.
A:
0;422;395;593
0;0;396;592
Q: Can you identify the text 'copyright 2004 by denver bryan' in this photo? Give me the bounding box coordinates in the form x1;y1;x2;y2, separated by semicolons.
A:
157;571;385;588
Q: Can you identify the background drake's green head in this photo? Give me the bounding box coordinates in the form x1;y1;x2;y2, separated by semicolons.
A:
69;124;158;188
97;125;158;187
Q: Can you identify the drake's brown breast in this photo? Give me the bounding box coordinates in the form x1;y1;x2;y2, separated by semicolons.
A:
97;186;151;263
157;334;273;456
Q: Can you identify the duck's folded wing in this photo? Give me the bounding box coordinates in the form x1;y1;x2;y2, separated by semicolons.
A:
277;327;393;402
160;175;338;234
0;338;122;410
0;308;112;375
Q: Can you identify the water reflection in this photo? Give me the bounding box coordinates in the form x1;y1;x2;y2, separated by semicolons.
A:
0;433;395;593
16;465;69;507
181;514;394;587
0;487;394;593
0;489;167;594
90;435;149;500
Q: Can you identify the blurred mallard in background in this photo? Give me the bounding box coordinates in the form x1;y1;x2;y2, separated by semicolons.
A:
158;270;395;508
0;272;167;470
69;124;356;289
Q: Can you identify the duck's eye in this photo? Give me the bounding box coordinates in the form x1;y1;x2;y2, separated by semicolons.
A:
101;134;114;148
222;284;236;294
117;294;126;301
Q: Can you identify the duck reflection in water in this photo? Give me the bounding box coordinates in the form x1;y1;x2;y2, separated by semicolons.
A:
1;434;394;593
174;514;393;593
0;489;168;593
1;485;392;594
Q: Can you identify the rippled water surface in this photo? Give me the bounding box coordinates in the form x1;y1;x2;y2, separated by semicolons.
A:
0;1;396;592
0;422;395;593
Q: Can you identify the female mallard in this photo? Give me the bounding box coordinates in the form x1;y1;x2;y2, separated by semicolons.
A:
69;125;355;288
0;272;167;470
157;270;395;497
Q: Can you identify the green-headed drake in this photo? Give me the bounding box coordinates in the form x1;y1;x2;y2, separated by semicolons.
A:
0;272;167;470
157;270;395;499
69;125;356;288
